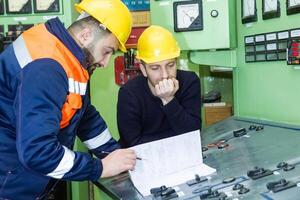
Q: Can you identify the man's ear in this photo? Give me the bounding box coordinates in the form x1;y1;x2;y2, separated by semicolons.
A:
77;27;93;47
139;63;148;77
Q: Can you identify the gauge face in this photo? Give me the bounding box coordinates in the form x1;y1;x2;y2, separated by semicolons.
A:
262;0;280;20
176;4;199;29
289;0;300;7
242;0;257;23
264;0;278;12
7;0;29;12
243;0;255;17
287;0;300;15
35;0;55;11
6;0;31;13
34;0;59;13
173;0;203;32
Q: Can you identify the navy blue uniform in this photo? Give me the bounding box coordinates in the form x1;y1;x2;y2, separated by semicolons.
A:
0;18;119;199
118;70;201;147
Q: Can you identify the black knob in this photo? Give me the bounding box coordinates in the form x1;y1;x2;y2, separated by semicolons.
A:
283;164;295;171
202;146;208;152
249;125;257;130
211;190;220;197
223;177;236;184
218;143;229;149
238;187;250;194
256;125;264;131
233;183;244;190
277;162;288;169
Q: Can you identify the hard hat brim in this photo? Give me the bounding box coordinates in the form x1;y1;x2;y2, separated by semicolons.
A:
136;51;180;64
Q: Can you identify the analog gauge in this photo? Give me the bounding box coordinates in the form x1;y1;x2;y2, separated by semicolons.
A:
173;0;203;32
34;0;59;13
7;0;31;13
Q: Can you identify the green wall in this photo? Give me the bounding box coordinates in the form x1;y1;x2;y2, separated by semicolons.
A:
234;0;300;125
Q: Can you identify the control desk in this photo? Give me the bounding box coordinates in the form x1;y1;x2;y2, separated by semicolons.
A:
94;117;300;200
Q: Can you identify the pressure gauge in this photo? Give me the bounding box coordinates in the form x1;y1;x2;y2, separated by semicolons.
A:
6;0;32;14
242;0;257;24
34;0;60;13
263;0;280;20
287;0;300;15
173;0;203;32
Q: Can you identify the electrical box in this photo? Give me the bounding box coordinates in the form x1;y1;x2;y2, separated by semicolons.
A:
114;54;141;86
0;0;80;52
150;0;236;50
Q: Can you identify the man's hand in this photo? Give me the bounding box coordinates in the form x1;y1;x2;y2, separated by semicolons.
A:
101;149;136;178
154;78;179;105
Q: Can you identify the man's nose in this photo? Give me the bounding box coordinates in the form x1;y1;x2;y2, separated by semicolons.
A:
161;68;168;79
100;56;110;68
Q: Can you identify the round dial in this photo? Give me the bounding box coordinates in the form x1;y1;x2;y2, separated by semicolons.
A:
176;3;199;29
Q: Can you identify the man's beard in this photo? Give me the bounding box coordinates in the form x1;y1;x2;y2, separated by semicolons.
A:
82;46;100;76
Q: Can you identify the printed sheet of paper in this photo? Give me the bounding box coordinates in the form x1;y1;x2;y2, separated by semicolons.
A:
129;130;216;196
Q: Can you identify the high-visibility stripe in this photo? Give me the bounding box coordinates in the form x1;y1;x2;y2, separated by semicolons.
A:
68;78;87;95
13;36;33;68
83;128;112;150
78;82;87;95
47;146;75;179
69;78;75;94
74;80;79;94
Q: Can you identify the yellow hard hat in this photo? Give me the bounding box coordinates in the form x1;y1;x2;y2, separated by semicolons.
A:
75;0;132;52
136;25;180;64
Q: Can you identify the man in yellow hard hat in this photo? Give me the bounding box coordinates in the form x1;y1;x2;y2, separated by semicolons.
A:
117;25;201;147
0;0;136;199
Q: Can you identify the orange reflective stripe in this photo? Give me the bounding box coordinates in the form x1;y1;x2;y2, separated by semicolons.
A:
20;24;89;129
60;94;82;128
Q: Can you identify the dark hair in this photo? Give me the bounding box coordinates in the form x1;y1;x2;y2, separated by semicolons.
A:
68;16;111;40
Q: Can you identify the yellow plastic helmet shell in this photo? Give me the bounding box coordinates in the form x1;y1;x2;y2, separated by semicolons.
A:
136;25;180;64
75;0;132;52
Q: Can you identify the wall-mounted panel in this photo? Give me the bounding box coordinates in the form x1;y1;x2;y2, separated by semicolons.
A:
150;0;236;50
234;0;300;125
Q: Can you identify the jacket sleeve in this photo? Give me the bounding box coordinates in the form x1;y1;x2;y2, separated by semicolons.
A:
76;102;120;158
162;72;201;133
15;59;102;181
117;87;144;147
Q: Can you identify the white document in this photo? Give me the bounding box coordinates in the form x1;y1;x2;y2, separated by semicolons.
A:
129;130;216;196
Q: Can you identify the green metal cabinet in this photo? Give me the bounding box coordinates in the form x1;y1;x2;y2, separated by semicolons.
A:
150;0;237;50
